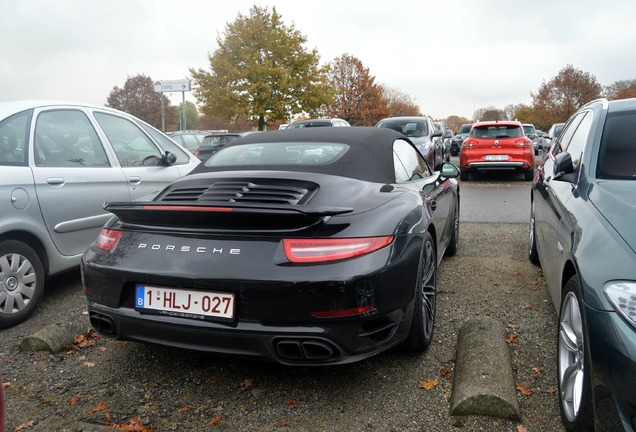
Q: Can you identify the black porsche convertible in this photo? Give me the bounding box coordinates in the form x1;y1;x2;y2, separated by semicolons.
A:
81;127;460;365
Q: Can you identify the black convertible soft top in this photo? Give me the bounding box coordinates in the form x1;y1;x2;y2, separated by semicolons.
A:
188;126;410;184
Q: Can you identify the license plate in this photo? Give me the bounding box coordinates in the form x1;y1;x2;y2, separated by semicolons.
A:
484;155;509;161
135;285;235;319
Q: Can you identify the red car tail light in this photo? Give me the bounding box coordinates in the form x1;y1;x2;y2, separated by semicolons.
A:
462;139;479;148
283;236;394;263
312;305;377;318
96;228;123;251
515;138;533;147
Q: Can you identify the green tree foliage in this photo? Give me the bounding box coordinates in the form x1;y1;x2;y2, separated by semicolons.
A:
190;5;332;131
531;64;602;130
176;101;201;130
106;74;175;130
325;54;390;126
382;85;422;117
605;79;636;100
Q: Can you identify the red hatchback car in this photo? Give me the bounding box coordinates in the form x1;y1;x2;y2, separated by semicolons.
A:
459;120;534;181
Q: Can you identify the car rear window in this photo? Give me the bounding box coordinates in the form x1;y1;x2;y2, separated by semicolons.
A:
204;142;349;167
470;125;523;139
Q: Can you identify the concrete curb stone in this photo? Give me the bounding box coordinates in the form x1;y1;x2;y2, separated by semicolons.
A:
450;315;520;421
18;314;90;353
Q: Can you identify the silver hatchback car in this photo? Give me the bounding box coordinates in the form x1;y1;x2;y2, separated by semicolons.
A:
0;101;200;328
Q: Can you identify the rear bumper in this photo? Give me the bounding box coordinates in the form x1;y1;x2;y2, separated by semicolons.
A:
464;161;530;171
87;301;411;365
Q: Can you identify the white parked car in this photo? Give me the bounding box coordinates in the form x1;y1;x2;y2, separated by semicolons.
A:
0;100;200;328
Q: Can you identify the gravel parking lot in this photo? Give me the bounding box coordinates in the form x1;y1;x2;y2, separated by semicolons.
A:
1;222;564;432
1;172;565;431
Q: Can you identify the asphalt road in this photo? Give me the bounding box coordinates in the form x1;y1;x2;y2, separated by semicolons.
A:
1;160;563;432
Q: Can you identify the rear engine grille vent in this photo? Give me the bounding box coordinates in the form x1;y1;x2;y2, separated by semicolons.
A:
161;180;317;205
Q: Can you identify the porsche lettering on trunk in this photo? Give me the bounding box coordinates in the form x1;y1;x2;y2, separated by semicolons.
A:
137;244;241;255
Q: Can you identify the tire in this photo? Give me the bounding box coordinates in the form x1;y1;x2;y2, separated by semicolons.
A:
445;203;459;257
525;168;534;181
0;240;45;329
529;200;540;265
404;231;436;352
460;169;469;181
558;277;594;432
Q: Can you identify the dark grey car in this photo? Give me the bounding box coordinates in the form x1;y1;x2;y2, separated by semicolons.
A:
0;101;200;328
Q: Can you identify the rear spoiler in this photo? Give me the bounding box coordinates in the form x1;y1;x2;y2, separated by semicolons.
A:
103;201;353;231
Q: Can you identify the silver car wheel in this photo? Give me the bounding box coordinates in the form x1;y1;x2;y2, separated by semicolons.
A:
0;240;44;328
0;251;37;315
558;291;585;423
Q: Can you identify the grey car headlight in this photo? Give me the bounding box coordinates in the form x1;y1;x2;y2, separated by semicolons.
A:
604;281;636;327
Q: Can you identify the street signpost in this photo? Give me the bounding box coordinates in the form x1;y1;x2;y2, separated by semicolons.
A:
154;79;191;132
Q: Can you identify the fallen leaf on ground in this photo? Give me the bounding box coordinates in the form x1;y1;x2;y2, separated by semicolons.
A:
531;367;542;375
418;378;439;390
2;381;10;389
15;420;34;431
179;406;190;411
284;399;300;406
546;387;557;393
440;368;452;379
116;342;127;350
506;333;519;344
516;425;528;432
83;362;96;367
106;416;153;431
241;378;256;389
91;400;107;412
512;271;521;276
69;396;81;406
516;383;533;396
209;416;223;425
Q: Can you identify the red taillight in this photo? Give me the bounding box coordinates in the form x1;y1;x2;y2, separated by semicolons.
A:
194;150;199;157
312;305;377;318
283;236;394;263
462;139;478;148
96;228;123;251
515;138;533;147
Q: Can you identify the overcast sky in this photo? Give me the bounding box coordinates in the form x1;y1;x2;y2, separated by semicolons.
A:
2;0;636;120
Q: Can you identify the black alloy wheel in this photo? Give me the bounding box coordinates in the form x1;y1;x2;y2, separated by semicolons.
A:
404;231;437;352
528;199;540;265
445;203;459;257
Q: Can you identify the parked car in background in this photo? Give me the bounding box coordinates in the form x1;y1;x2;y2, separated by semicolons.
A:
0;100;200;328
529;97;636;431
540;122;566;152
287;118;350;128
442;128;454;162
167;130;218;153
375;116;443;169
82;127;460;365
194;131;260;162
450;123;472;156
522;123;540;155
459;120;534;181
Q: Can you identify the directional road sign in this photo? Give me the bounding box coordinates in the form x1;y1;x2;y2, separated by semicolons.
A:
154;80;191;93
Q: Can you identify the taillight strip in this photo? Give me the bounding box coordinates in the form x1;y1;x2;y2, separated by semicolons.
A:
142;205;233;212
312;305;377;318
